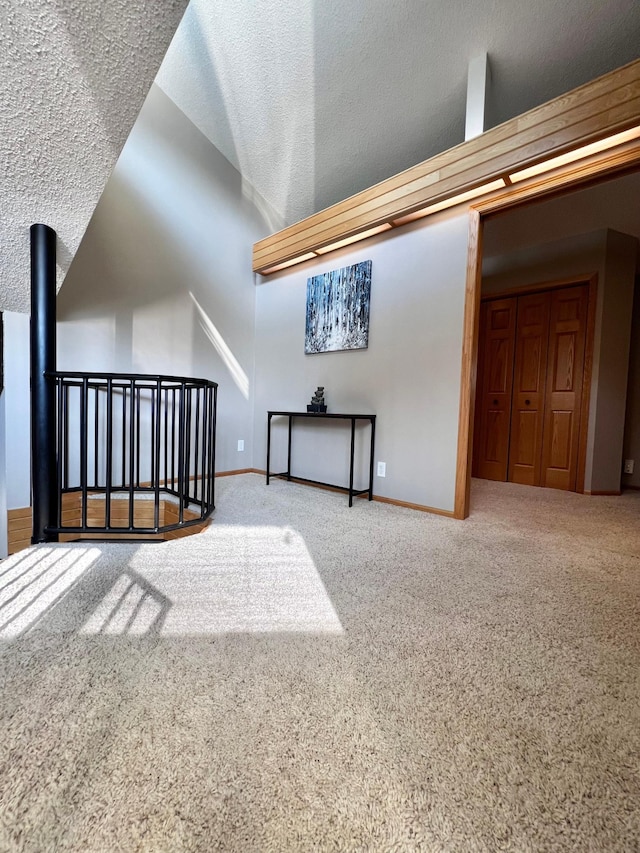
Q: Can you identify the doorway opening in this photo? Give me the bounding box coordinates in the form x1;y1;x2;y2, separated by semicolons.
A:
456;167;640;518
473;276;596;492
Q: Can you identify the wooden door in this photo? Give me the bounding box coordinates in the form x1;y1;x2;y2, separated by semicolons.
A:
541;285;588;490
474;298;516;481
508;292;550;485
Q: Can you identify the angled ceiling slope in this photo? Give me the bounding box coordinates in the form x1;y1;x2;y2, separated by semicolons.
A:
253;59;640;273
158;0;640;228
0;0;189;313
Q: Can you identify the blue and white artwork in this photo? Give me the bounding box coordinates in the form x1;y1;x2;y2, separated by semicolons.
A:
305;260;372;354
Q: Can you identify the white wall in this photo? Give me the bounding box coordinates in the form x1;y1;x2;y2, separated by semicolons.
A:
58;82;472;514
253;212;470;512
4;313;31;510
0;390;6;557
1;312;31;556
57;84;278;475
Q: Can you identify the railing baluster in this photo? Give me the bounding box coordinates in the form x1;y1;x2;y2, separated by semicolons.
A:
136;386;141;488
150;385;155;491
56;377;63;530
105;378;113;530
202;386;209;513
154;380;161;530
81;376;88;529
208;386;214;512
201;384;208;514
184;386;192;508
94;386;100;488
171;388;176;493
177;382;186;524
121;383;126;489
211;385;217;510
193;387;201;510
163;387;168;490
128;380;135;530
63;382;69;491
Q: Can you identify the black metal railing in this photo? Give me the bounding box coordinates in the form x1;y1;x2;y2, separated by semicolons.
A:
47;371;217;537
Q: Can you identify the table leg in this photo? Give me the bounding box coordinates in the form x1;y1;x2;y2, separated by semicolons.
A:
287;415;292;481
348;418;356;507
368;417;376;500
266;414;272;484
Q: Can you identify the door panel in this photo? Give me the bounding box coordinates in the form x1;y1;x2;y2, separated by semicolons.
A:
554;333;578;391
546;410;573;470
474;298;516;481
514;410;539;466
520;336;543;390
508;292;550;486
541;286;588;490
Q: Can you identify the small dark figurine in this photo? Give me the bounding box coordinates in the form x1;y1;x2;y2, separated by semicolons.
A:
307;386;327;413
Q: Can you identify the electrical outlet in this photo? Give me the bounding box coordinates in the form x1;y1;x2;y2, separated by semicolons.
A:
377;461;386;477
624;459;634;474
237;439;245;452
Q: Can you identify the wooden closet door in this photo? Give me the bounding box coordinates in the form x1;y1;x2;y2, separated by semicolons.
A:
541;285;588;490
508;292;550;486
474;298;516;481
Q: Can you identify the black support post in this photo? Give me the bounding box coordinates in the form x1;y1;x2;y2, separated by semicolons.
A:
30;223;58;544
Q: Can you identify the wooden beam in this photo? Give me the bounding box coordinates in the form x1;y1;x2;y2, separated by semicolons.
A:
254;59;640;274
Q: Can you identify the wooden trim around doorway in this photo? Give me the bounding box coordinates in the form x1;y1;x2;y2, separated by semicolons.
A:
576;276;598;494
480;274;597;302
454;210;483;519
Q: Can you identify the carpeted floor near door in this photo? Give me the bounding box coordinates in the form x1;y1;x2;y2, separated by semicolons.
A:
0;474;638;852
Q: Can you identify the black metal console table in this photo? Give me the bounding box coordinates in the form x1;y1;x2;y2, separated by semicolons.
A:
266;411;376;506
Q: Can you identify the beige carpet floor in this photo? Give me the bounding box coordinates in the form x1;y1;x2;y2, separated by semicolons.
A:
0;474;638;852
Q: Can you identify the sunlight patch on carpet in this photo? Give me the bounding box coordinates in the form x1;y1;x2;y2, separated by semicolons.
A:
81;525;344;636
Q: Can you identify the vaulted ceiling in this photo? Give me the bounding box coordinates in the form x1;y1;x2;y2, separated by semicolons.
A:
2;0;640;312
157;0;640;225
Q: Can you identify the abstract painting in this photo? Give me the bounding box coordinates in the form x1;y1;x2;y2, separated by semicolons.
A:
305;260;372;354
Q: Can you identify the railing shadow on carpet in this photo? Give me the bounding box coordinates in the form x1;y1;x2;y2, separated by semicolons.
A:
0;520;347;639
0;546;171;640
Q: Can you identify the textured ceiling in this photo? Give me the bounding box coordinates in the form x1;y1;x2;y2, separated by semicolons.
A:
157;0;640;226
0;0;188;312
